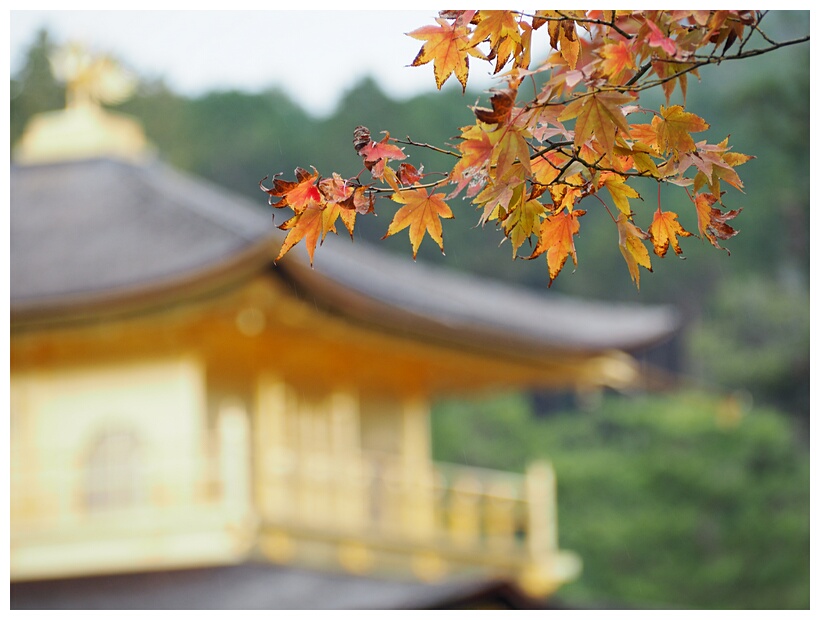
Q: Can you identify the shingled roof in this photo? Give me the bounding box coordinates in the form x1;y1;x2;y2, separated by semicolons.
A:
10;156;679;353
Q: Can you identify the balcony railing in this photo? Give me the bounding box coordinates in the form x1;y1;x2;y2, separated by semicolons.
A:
256;447;581;593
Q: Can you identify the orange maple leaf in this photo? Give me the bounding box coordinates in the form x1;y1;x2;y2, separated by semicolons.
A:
260;167;321;214
649;209;693;257
383;187;455;259
650;57;694;104
409;17;472;91
598;39;636;81
687;137;753;198
276;201;325;265
345;186;375;215
616;213;653;289
547;181;584;214
528;209;586;286
693;192;741;252
318;172;353;203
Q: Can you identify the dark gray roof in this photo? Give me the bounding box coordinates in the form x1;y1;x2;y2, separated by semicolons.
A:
9;563;536;610
10;156;679;353
298;235;678;353
10;157;273;305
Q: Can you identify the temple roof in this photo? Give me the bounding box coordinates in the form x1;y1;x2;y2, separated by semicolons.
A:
10;155;679;354
9;563;550;610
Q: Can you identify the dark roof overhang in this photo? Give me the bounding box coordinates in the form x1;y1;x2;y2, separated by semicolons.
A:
11;157;680;360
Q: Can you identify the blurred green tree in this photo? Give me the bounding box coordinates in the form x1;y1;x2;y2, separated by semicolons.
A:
687;275;810;421
10;29;64;148
432;391;810;609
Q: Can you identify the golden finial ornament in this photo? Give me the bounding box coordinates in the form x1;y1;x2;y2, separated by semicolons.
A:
13;42;152;165
50;42;137;109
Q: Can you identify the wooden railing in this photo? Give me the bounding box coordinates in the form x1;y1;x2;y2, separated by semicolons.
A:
256;447;576;586
11;432;579;593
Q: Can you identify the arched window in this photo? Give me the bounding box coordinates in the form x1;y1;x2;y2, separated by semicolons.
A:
84;428;142;511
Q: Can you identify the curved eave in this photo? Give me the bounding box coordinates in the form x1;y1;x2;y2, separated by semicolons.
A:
277;236;681;361
278;259;582;364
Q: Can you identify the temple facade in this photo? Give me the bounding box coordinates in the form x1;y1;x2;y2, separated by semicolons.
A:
10;62;679;608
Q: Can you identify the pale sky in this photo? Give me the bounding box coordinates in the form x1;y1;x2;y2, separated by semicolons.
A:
9;8;499;117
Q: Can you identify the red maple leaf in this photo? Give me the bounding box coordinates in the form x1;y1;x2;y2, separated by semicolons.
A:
645;17;678;56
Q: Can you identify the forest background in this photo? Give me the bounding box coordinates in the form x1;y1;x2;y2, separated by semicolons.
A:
10;11;810;609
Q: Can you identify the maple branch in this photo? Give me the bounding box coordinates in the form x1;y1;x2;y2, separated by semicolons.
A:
529;140;574;162
523;10;634;40
747;12;782;48
624;61;653;87
633;36;810;92
692;36;810;62
393;137;460;158
535;154;588;188
367;178;450;195
577;159;659;181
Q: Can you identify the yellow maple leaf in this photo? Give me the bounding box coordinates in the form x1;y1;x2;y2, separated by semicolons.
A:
601;171;641;215
547;16;581;69
321;201;355;241
616;213;652;289
652;105;709;155
383;187;455;259
649;209;693;257
502;197;547;258
449;123;495;197
470;10;521;73
473;168;526;226
559;92;634;155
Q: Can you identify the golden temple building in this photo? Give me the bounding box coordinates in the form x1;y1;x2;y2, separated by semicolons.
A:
9;51;679;609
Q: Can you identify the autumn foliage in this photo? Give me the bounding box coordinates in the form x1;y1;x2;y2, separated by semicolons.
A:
261;10;806;288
